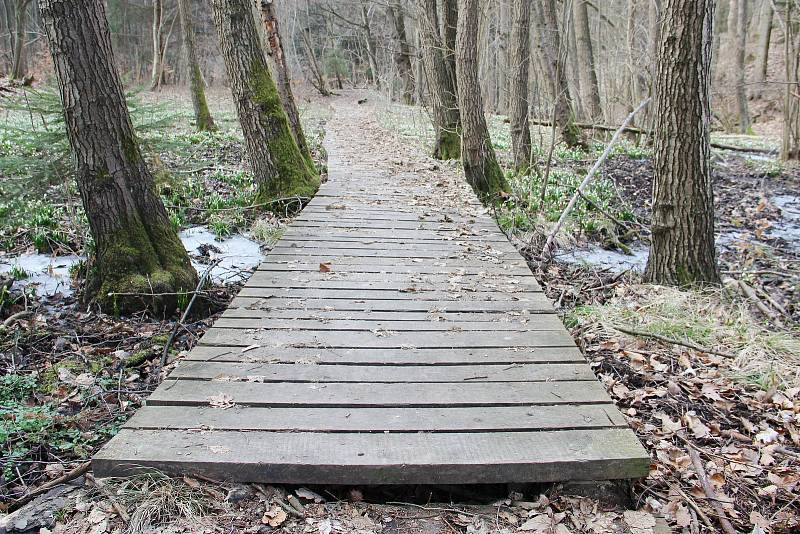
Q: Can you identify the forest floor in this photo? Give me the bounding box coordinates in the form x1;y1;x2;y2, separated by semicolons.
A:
0;88;798;533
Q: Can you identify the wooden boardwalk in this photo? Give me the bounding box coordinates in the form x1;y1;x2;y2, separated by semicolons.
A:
94;100;649;484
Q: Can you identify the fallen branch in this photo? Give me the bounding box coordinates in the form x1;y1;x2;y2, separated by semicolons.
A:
9;461;90;512
160;259;220;367
2;310;34;328
688;447;740;534
737;280;785;328
541;98;651;258
610;323;735;359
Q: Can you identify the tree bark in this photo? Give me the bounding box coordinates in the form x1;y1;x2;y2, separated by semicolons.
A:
644;0;720;285
532;0;586;149
756;0;773;84
781;2;800;160
259;0;312;164
39;0;199;314
177;0;216;131
455;0;509;201
360;1;380;90
572;0;602;119
509;0;532;172
417;0;461;159
211;0;319;205
734;0;750;132
389;1;414;104
10;0;31;80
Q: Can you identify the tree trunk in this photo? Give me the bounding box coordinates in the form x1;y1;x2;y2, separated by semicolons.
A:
259;0;312;164
455;0;509;201
360;1;380;90
508;0;531;172
150;0;164;90
389;1;414;104
781;3;800;160
177;0;216;131
39;0;198;314
300;26;330;96
756;0;773;84
573;0;602;119
211;0;319;205
417;0;461;159
644;0;720;285
10;0;31;80
533;0;586;149
734;0;750;132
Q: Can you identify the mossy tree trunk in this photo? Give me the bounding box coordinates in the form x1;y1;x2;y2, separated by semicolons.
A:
259;0;313;166
211;0;319;205
177;0;216;132
644;0;720;285
455;0;509;201
417;0;461;160
508;0;532;173
39;0;199;314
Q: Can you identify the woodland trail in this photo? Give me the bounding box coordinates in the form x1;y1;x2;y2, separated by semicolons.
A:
93;94;649;484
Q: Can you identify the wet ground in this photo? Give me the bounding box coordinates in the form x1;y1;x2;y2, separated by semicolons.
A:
0;226;265;297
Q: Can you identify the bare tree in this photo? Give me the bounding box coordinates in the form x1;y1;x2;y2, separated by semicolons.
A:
9;0;32;80
532;0;586;148
734;0;750;132
389;1;414;104
177;0;216;131
756;0;774;84
417;0;461;159
260;0;312;163
211;0;319;204
39;0;199;313
573;0;602;119
455;0;509;200
644;0;720;285
150;0;165;90
508;0;532;171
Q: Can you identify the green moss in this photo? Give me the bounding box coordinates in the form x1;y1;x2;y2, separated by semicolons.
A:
434;129;461;160
249;61;320;207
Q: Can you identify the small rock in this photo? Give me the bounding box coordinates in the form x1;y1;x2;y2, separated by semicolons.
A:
225;484;252;503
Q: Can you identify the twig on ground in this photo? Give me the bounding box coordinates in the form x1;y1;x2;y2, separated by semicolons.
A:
541;98;651;258
609;323;735;358
688;447;740;534
9;461;91;511
2;310;34;328
737;279;785;328
160;259;220;367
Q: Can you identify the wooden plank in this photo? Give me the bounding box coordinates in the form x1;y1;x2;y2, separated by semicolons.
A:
146;379;613;407
198;327;576;349
282;229;509;242
236;287;543;300
219;308;547;322
244;273;542;292
267;248;516;259
183;345;587;364
228;296;556;313
255;262;533;276
93;428;650;483
169;362;595;382
275;240;519;254
246;270;542;285
124;404;629;432
211;317;564;331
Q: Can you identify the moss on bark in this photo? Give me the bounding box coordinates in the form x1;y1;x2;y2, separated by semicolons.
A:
250;62;320;204
93;217;197;316
434;129;461;160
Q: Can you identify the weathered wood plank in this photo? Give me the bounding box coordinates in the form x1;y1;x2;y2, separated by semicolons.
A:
236;287;543;300
183;345;587;365
124;404;629;432
228;296;556;313
198;327;576;349
146;379;612;407
169;361;595;382
93;428;650;484
219;308;547;322
212;317;564;331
